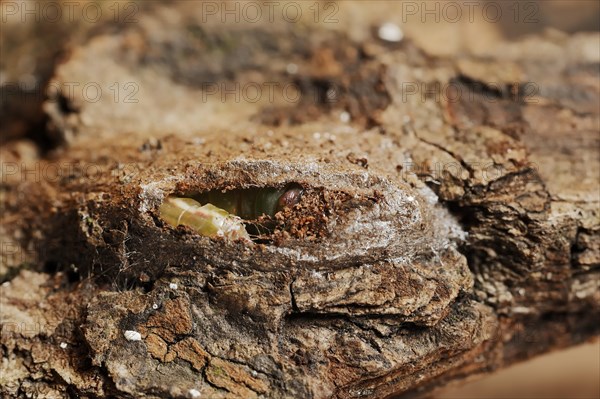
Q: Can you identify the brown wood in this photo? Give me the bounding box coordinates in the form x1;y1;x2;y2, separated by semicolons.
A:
1;3;598;398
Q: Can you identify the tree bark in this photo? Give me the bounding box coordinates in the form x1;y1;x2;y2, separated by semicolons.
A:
1;3;598;399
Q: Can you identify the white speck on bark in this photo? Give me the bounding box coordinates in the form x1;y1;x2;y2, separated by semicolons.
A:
340;111;351;123
512;306;532;314
169;282;178;290
188;388;201;398
378;22;403;42
286;63;298;74
124;330;142;341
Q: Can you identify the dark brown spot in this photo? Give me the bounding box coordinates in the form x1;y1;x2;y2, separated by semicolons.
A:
277;184;303;211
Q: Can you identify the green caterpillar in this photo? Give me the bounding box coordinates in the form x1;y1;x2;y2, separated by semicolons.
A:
160;184;303;239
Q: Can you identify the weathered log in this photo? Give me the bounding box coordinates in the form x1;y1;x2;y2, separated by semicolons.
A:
1;3;598;399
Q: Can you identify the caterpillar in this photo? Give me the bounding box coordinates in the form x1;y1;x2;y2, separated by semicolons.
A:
159;184;303;240
159;197;251;240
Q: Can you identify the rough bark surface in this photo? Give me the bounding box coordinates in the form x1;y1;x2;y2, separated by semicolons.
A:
1;3;599;399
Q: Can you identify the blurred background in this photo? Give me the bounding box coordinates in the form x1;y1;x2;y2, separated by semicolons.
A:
3;0;600;149
1;1;599;398
439;340;599;399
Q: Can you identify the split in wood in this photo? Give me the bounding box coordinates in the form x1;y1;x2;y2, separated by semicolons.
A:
159;184;304;240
